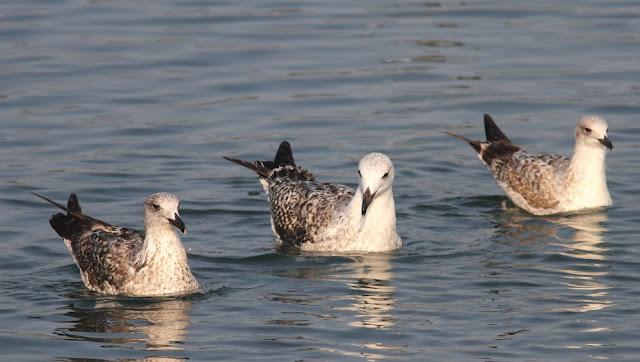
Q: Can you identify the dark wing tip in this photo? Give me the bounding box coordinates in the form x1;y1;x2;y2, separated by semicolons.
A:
224;155;273;179
274;141;295;167
223;155;258;170
67;193;81;214
31;192;69;213
444;131;483;154
483;113;512;143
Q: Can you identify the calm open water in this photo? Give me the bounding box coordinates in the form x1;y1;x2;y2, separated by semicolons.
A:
2;0;640;360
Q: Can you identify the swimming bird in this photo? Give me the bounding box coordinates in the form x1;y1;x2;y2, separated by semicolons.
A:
32;192;200;296
224;142;402;253
446;114;613;215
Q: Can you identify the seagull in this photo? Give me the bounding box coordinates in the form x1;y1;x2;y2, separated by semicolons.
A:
32;192;200;296
224;141;402;253
446;114;613;215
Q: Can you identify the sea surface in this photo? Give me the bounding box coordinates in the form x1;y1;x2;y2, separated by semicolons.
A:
1;0;639;360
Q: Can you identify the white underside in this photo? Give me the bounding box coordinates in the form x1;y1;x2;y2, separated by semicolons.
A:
499;181;612;216
299;231;403;253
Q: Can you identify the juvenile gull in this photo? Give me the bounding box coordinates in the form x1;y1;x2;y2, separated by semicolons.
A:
446;114;613;215
224;141;402;253
32;192;200;296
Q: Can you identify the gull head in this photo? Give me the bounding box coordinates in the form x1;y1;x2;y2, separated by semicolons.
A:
357;153;395;216
575;115;612;151
143;192;186;234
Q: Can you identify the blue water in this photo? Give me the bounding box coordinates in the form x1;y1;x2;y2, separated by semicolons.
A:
1;0;640;360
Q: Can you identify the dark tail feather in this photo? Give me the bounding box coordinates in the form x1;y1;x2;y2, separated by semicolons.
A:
223;156;259;173
483;114;511;143
32;192;89;240
224;141;295;178
273;141;295;167
444;131;482;153
67;193;81;213
49;213;74;240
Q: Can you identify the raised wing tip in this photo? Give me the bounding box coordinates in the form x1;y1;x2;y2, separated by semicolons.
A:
483;114;511;143
32;192;68;212
31;191;47;205
274;141;295;167
444;131;482;154
223;155;246;165
67;193;81;213
443;130;464;139
223;155;263;176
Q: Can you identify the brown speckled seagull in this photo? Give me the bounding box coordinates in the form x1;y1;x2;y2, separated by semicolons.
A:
446;114;613;215
32;192;200;296
224;141;402;253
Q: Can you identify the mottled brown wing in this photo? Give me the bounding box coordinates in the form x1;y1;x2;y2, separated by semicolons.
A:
71;226;145;291
492;151;569;209
269;179;354;246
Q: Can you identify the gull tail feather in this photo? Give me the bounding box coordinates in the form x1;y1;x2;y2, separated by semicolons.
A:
32;192;87;241
32;192;109;234
49;213;75;241
223;141;296;179
273;141;295;167
66;193;82;214
483;114;511;143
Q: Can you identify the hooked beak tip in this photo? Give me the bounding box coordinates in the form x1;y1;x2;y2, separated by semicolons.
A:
169;213;187;234
599;136;613;151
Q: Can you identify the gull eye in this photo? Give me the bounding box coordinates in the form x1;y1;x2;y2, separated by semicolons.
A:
152;203;160;211
357;170;362;177
382;172;390;179
584;127;592;134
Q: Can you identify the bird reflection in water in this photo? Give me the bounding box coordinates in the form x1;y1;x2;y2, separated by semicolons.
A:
270;254;401;359
57;297;192;359
276;254;397;329
339;254;396;329
493;210;612;313
550;211;612;313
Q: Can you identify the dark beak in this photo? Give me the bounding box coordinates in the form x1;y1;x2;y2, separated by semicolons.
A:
361;188;376;216
599;136;613;151
169;213;187;234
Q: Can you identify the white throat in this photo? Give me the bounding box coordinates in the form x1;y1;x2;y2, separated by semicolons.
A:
142;220;185;261
565;143;611;207
345;187;401;252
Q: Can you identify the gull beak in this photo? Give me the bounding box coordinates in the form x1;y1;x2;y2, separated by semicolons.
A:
599;136;613;151
169;213;187;234
361;188;376;216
